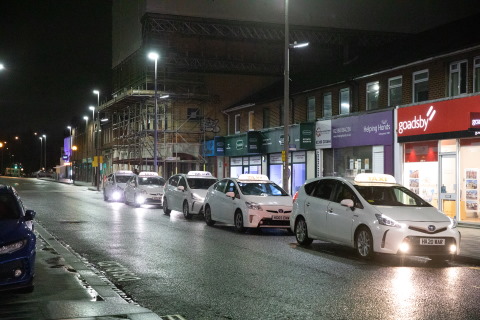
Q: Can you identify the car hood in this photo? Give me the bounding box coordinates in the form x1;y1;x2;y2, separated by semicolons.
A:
0;219;29;244
243;195;293;207
116;183;128;189
371;206;451;222
191;189;208;199
138;185;164;193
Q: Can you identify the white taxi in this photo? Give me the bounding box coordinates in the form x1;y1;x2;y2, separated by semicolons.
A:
203;174;292;232
103;170;135;202
290;173;460;260
163;171;218;219
124;172;166;207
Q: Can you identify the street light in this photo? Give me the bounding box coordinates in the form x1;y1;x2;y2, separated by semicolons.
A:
0;142;3;175
148;51;159;173
0;63;4;70
283;0;309;194
67;126;73;180
93;90;100;106
42;134;46;170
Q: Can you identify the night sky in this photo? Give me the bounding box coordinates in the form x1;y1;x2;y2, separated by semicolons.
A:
0;1;112;172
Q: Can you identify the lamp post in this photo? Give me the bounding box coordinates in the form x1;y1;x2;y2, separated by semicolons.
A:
89;105;97;187
67;126;72;180
0;142;3;175
42;134;46;170
93;90;101;190
148;51;159;174
84;116;88;182
39;137;43;170
282;0;309;194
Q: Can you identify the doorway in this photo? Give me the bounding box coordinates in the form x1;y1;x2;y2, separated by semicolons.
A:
439;154;457;219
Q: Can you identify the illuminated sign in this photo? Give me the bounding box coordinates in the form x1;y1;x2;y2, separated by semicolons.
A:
398;106;436;134
355;173;396;184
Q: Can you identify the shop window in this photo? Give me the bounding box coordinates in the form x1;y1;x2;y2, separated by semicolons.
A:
404;141;438;162
263;108;270;128
323;92;332;118
234;114;241;133
339;88;350;115
388;76;402;107
449;60;467;97
474;57;480;93
413;70;429;103
248;111;255;131
366;81;380;110
307;96;316;121
459;138;480;222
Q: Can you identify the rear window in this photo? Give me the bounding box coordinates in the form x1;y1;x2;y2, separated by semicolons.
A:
187;178;217;189
0;194;21;220
354;185;432;207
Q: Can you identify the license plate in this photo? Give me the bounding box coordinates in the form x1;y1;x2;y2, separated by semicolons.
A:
272;215;289;221
420;238;445;245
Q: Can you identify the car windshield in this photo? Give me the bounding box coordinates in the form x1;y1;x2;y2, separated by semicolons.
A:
237;182;289;196
116;175;132;183
0;194;21;220
139;177;166;186
354;185;432;207
187;178;217;189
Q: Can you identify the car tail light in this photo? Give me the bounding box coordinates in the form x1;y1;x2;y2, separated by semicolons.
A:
292;191;299;203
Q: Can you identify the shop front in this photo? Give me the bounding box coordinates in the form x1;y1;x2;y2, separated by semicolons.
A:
397;95;480;224
316;110;394;179
225;131;263;178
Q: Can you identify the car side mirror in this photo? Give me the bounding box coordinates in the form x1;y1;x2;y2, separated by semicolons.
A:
340;199;355;210
25;209;36;221
178;186;185;191
225;191;235;198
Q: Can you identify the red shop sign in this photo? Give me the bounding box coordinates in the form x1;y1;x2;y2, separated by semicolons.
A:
397;95;480;137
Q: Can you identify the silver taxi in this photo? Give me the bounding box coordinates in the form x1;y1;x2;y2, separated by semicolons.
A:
124;172;166;207
163;171;218;219
103;170;135;202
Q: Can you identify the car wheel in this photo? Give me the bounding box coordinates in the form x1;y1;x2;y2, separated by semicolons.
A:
355;226;374;259
204;205;215;226
295;217;313;246
183;201;192;220
234;210;246;233
163;197;171;215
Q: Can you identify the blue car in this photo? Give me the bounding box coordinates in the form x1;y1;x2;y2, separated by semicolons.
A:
0;185;36;292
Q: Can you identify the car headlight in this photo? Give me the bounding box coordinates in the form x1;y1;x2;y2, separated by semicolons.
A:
449;217;458;229
191;193;203;201
0;239;27;255
375;214;401;228
245;201;262;211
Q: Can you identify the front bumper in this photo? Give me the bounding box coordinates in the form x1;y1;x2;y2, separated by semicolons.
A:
371;223;460;256
244;207;291;229
0;252;36;291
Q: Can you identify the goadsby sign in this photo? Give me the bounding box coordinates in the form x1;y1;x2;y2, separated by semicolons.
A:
397;95;480;140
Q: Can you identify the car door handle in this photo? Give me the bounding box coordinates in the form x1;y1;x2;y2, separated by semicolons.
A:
306;202;310;206
327;208;333;213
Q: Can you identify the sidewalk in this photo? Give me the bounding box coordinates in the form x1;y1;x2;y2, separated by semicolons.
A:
0;223;163;320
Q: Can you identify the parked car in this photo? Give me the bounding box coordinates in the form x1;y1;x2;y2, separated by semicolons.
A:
203;174;292;232
0;185;36;292
290;173;460;260
163;171;218;219
124;172;166;207
103;170;136;202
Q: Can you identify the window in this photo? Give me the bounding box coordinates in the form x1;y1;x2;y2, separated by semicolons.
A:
248;111;254;131
475;57;480;93
307;96;316;121
366;81;379;110
214;180;227;192
413;70;429;102
323;92;332;118
388;76;402;106
263;108;270;128
339;88;350;114
234;114;241;133
449;60;467;96
312;179;337;200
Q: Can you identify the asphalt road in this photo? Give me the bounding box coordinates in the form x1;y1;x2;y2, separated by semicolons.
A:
5;177;480;320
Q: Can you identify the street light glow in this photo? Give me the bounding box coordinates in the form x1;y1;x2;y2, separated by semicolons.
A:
0;64;4;70
83;116;88;121
292;41;309;48
148;52;159;61
93;90;99;95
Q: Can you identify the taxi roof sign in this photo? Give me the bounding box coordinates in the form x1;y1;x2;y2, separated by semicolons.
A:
354;173;396;184
139;171;159;177
237;174;270;181
187;171;212;176
116;170;134;175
